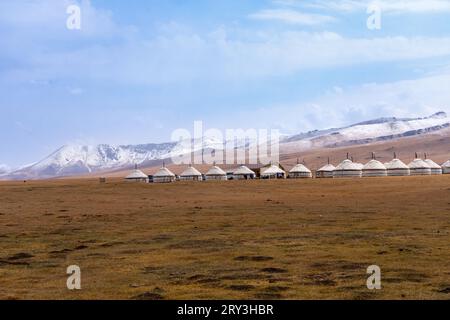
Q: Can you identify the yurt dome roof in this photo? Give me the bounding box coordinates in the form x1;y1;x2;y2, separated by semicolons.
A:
335;159;361;171
205;166;226;176
385;159;409;169
363;160;386;170
126;169;148;179
442;160;450;168
154;167;176;177
262;165;285;175
289;164;311;174
180;166;202;177
233;165;256;175
408;158;431;169
353;162;364;170
317;164;336;172
424;159;442;169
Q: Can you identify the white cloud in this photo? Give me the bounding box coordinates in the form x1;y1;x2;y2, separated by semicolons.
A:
303;0;450;14
2;1;450;126
2;1;450;87
231;70;450;133
249;9;336;25
3;24;450;87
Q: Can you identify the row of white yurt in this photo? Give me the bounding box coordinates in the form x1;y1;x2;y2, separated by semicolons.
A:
157;163;228;182
443;160;450;174
330;153;448;178
142;164;258;182
256;162;314;179
127;153;449;182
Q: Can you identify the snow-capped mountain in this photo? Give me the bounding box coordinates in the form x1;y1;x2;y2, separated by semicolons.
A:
281;111;449;151
6;143;177;180
4;137;239;180
3;111;449;180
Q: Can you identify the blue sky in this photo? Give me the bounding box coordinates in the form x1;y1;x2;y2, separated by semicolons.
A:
2;0;450;167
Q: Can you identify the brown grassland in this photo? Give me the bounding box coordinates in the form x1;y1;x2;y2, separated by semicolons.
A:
0;176;450;300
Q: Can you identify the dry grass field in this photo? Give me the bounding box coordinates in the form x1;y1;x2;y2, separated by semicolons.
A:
1;176;450;300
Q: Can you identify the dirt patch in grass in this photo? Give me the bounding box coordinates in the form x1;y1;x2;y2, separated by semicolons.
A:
227;285;256;291
254;292;284;299
234;256;274;262
260;268;288;274
6;253;34;260
132;292;164;300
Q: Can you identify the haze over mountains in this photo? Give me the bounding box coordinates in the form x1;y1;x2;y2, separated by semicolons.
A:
0;164;10;175
2;112;449;180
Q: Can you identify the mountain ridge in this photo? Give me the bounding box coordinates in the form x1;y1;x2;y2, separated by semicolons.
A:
2;111;449;180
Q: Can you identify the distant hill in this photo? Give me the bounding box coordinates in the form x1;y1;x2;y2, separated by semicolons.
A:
2;112;449;180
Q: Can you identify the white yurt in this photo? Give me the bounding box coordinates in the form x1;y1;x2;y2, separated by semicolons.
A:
423;155;443;175
362;160;387;177
153;165;176;183
333;159;362;178
179;165;203;181
442;160;450;174
261;164;286;179
288;163;312;179
408;155;431;176
205;165;227;181
362;153;387;177
384;154;410;176
316;163;336;178
125;165;149;182
233;165;256;180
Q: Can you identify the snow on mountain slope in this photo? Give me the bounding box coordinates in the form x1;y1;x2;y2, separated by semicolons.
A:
7;143;177;179
32;143;176;171
3;111;449;180
5;137;235;179
282;111;449;151
337;112;448;141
